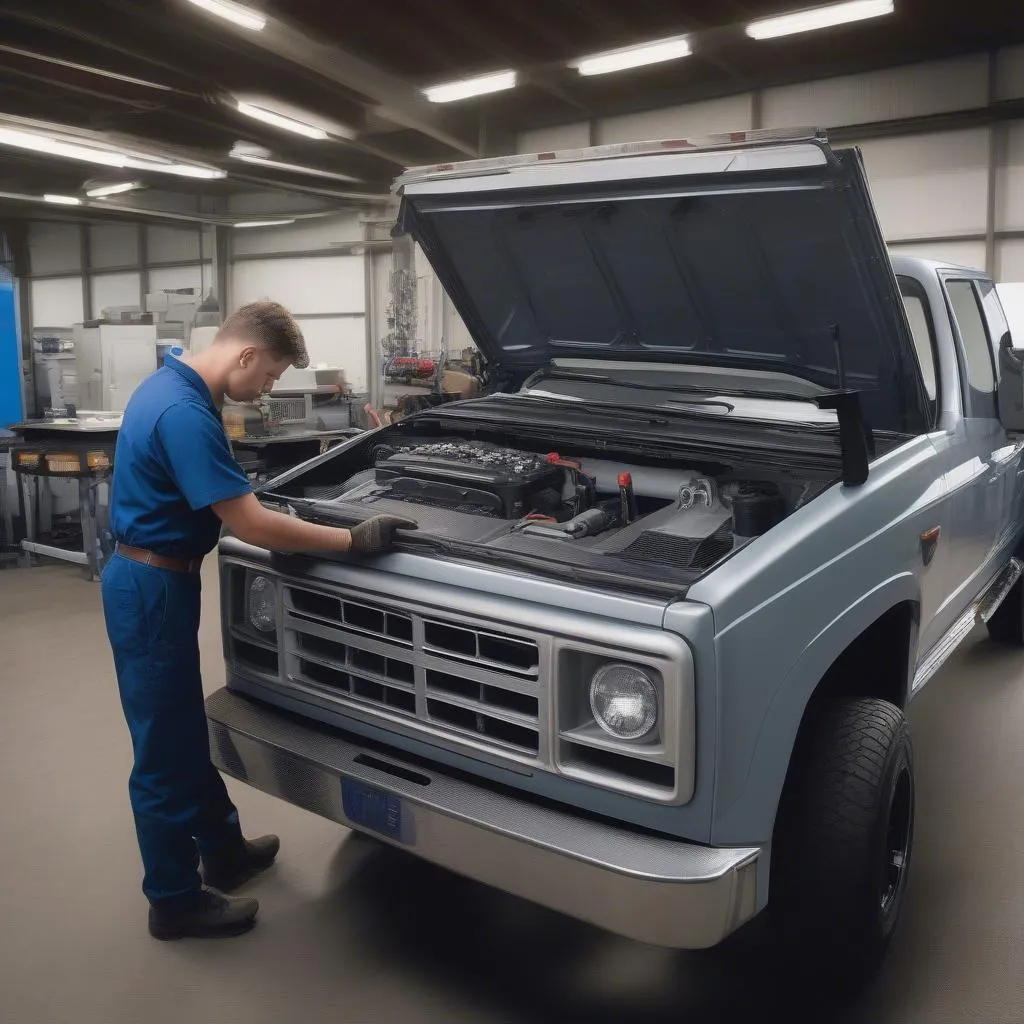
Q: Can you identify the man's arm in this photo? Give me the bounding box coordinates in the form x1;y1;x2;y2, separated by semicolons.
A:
213;493;414;554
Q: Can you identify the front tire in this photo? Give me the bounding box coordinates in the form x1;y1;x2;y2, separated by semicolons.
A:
770;698;915;983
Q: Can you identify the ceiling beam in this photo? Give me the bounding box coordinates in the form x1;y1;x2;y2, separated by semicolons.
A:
228;15;479;157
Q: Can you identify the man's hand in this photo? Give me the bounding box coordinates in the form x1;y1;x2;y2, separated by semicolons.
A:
349;515;418;554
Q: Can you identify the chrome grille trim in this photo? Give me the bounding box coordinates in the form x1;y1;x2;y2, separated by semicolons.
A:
283;582;544;760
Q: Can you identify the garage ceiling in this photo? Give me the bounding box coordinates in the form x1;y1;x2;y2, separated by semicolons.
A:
0;0;1021;221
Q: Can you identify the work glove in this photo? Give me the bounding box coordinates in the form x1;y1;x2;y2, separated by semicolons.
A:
349;514;417;554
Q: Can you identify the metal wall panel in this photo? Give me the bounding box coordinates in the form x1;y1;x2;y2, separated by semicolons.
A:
516;122;591;154
89;224;139;269
888;239;987;271
294;315;367;390
28;223;81;276
29;276;84;328
998;241;1024;284
996;122;1024;232
996;45;1024;101
147;264;207;295
227;191;330;215
230;214;362;256
146;224;202;264
852;129;990;240
597;94;754;145
90;271;141;315
231;255;364;315
763;54;989;129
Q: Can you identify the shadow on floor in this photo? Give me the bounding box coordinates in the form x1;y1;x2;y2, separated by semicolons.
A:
288;835;876;1024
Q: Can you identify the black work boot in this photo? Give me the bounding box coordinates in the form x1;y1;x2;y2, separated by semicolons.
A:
148;888;259;941
202;834;280;893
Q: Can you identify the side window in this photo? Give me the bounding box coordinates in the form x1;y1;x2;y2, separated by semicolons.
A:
898;277;938;406
946;279;996;418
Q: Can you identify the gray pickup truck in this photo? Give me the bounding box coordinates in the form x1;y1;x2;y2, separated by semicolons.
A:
206;128;1024;979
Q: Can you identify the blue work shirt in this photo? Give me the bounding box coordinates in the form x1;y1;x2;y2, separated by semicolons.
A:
109;355;251;557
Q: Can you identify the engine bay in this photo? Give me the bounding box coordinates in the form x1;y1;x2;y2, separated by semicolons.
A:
282;435;833;585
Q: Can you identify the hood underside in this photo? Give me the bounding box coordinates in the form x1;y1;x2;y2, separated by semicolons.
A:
397;137;930;435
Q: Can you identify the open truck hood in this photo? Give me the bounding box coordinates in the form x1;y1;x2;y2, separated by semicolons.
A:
395;130;931;436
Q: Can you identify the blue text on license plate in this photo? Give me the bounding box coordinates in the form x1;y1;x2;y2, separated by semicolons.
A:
341;780;414;844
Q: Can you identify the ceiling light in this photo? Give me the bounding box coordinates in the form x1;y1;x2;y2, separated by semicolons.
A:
0;127;226;179
86;181;141;198
0;127;127;167
235;100;330;140
43;194;81;206
572;36;692;76
184;0;266;31
229;145;361;182
122;157;226;179
233;219;296;228
422;71;517;104
745;0;894;40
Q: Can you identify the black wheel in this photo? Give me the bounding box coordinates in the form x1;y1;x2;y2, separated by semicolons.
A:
986;576;1024;645
770;698;915;984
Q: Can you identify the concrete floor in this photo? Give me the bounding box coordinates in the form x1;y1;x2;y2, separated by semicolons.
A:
3;562;1024;1023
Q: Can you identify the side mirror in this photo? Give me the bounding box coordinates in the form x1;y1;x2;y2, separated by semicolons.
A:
998;331;1024;431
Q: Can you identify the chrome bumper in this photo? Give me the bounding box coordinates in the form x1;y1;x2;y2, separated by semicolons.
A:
206;688;760;949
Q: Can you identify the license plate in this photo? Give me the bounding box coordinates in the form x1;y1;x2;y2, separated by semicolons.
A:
341;780;414;845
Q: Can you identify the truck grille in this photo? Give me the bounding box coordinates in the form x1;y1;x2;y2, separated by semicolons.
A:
282;583;543;758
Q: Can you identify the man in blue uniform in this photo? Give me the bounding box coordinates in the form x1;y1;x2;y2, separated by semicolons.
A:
102;301;412;940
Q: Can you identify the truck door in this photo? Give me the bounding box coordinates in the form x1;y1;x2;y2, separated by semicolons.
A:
941;276;1024;604
898;275;954;654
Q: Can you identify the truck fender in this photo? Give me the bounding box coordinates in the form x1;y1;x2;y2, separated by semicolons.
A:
710;571;920;847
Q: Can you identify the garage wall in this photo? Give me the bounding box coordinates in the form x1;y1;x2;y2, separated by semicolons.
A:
227;209;371;391
27;221;215;330
513;48;1024;284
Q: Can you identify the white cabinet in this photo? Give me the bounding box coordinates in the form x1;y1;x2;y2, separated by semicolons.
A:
74;324;158;412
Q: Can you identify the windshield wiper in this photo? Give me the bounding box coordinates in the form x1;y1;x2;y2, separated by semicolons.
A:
500;394;744;426
527;366;815;404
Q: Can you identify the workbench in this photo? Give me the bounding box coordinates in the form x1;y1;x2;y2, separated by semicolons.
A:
9;415;360;579
9;414;120;580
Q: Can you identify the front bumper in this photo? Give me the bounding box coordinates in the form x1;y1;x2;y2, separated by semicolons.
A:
206;688;760;949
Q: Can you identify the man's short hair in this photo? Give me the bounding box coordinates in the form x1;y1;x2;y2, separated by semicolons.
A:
217;300;309;368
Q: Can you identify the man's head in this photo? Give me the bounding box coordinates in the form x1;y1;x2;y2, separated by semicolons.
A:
214;300;308;402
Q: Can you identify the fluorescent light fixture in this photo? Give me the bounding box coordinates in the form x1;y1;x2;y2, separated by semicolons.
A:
43;194;81;206
230;146;361;182
573;36;692;76
235;100;330;140
233;219;297;228
121;157;226;179
746;0;894;39
423;71;517;104
0;127;127;167
86;181;141;198
184;0;266;31
0;127;225;179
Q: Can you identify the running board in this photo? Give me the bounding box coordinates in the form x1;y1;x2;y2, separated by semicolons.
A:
913;557;1023;693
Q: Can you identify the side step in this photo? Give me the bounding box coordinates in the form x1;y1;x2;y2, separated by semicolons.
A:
912;557;1023;694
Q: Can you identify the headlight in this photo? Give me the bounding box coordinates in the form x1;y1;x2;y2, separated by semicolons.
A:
589;663;659;741
248;575;277;632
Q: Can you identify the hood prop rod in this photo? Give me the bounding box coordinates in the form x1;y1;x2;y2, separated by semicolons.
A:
816;390;874;487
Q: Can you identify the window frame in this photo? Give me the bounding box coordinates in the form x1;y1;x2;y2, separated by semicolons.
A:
897;274;941;426
942;275;998;420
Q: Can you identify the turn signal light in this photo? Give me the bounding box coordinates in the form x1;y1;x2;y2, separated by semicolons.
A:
45;453;80;472
15;451;40;468
87;451;111;470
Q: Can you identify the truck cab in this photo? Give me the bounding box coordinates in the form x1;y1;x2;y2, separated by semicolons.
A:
207;128;1024;982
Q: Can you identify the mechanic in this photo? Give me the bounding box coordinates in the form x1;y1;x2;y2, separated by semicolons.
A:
101;301;413;941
